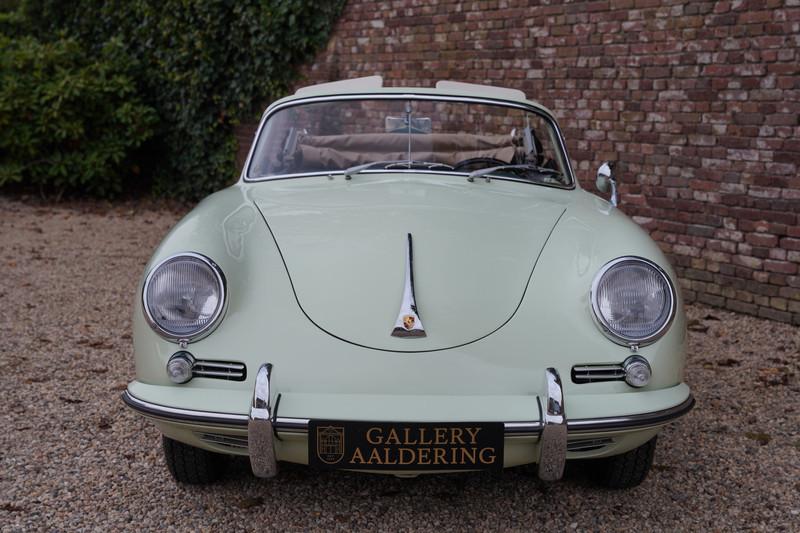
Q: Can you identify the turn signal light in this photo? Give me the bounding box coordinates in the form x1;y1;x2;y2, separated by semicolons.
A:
623;355;651;388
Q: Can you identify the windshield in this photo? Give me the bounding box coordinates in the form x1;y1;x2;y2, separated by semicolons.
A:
247;97;572;187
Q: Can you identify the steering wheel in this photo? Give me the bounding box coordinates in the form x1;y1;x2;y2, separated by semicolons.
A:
453;157;508;172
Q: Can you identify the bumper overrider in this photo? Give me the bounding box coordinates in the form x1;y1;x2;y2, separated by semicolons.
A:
121;365;694;480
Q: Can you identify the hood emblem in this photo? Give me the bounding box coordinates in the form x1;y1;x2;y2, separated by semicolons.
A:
392;233;426;338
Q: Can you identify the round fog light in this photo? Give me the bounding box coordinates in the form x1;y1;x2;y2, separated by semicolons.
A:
623;355;651;388
167;352;195;384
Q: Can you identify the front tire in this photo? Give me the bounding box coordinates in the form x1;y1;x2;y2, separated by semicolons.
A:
162;436;226;484
590;436;657;489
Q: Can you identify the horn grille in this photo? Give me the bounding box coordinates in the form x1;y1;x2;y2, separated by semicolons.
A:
192;360;246;381
571;364;625;384
567;438;613;452
198;432;248;450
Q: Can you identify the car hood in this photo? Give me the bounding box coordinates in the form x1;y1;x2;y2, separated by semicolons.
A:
250;174;568;352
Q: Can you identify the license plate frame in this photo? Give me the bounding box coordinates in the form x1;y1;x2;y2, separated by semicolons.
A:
308;420;504;471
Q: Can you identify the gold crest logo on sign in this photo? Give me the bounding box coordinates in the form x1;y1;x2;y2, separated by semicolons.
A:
402;314;415;330
316;426;345;464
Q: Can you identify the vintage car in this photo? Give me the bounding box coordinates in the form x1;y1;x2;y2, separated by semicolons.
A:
123;76;693;488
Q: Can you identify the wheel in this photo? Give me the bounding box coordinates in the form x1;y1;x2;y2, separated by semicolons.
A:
590;436;657;489
452;157;508;172
162;436;226;484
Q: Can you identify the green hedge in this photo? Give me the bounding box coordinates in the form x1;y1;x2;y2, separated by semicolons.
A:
2;0;345;198
0;36;157;196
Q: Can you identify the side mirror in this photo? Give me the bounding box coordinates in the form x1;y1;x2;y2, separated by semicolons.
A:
595;162;618;207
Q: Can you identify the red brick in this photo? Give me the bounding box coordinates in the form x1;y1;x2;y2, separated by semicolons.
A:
758;307;793;322
769;273;788;286
780;237;800;251
746;233;779;247
727;299;759;315
733;113;765;125
732;255;763;270
779;287;800;301
764;259;798;274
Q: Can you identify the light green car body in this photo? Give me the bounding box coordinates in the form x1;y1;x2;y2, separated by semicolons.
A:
125;79;692;476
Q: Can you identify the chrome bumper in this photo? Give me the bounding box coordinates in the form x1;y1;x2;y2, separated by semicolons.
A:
122;366;694;481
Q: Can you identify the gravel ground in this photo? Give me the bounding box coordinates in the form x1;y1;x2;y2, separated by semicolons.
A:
1;196;798;532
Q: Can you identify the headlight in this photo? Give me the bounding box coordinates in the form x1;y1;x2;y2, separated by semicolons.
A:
590;256;676;346
142;253;226;342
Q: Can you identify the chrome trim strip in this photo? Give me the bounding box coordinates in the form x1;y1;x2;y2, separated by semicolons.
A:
141;252;228;344
208;434;617;453
391;233;426;337
241;93;577;189
121;390;248;426
193;361;245;370
567;395;695;432
205;431;620;451
573;365;625;373
193;369;245;379
503;421;542;431
242;169;573;189
275;417;311;433
589;256;678;348
503;424;542;436
122;391;694;435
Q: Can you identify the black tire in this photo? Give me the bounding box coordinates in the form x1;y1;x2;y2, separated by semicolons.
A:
590;436;657;489
162;436;226;484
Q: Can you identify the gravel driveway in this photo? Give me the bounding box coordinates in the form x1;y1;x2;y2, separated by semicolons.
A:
1;196;798;532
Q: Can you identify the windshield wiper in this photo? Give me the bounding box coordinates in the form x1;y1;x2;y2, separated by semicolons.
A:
343;160;454;179
466;164;562;182
384;160;454;171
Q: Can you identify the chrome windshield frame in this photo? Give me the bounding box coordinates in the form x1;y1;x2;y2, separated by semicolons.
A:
241;93;577;189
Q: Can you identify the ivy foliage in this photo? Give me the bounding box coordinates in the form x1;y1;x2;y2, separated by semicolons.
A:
2;1;345;198
0;35;158;195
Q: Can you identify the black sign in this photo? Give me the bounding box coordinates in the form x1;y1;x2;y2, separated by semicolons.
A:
308;420;504;471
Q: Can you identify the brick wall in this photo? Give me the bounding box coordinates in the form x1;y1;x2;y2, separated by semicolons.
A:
238;0;800;325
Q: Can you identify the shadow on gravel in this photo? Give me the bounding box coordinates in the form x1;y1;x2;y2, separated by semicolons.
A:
185;454;601;503
218;454;596;488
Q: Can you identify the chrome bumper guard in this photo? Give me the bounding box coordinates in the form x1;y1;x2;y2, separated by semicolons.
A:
538;368;567;481
248;363;277;478
122;365;694;481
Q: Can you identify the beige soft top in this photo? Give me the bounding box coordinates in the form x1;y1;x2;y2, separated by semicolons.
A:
294;132;518;168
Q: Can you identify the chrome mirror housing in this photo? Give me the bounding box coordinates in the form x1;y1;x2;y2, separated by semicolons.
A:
595;161;617;207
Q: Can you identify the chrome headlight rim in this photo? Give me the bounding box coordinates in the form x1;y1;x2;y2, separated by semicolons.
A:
590;256;676;347
142;252;227;343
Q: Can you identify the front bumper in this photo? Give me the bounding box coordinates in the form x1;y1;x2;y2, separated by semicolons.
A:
122;365;694;480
